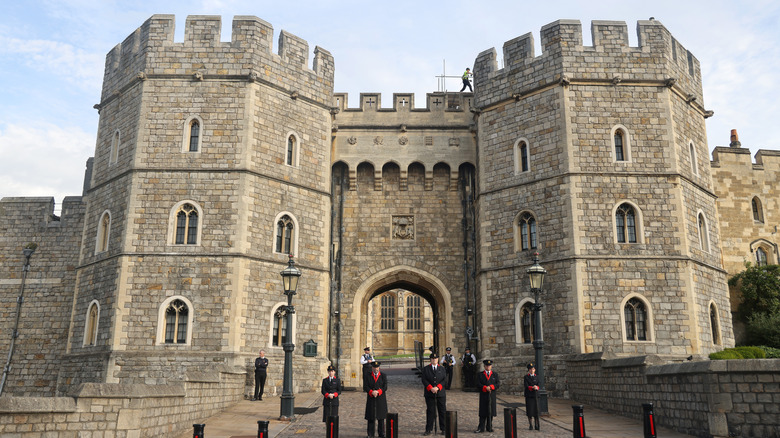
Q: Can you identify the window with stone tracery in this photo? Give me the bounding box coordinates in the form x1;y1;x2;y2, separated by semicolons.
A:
164;299;189;344
406;295;421;330
96;211;111;254
175;204;199;245
517;212;537;251
616;203;637;244
84;302;99;346
275;215;294;254
520;302;535;344
381;294;396;330
752;197;764;223
624;298;647;341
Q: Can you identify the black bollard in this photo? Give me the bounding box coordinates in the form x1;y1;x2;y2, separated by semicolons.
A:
503;407;517;438
445;410;458;438
193;424;205;438
326;416;338;438
257;420;269;438
642;403;657;438
572;405;586;438
386;413;399;438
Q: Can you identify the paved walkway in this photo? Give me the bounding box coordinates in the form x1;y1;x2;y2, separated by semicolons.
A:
180;363;693;438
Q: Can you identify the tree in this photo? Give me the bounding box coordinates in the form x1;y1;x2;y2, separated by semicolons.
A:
728;263;780;320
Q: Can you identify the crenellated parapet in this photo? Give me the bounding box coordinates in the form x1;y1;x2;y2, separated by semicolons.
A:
99;15;334;107
712;147;780;172
474;19;705;114
333;91;474;113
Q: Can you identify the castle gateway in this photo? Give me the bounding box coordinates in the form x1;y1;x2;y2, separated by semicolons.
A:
0;15;733;397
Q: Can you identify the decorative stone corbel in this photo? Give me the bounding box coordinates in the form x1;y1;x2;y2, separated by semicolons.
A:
290;91;299;100
193;72;204;81
704;110;714;119
686;94;697;103
612;75;622;85
248;71;258;83
664;78;677;88
136;71;147;81
559;74;571;86
512;93;522;101
400;124;407;133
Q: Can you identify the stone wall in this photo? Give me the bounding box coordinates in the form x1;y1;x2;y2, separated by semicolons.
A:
567;353;780;438
0;197;85;396
0;366;244;437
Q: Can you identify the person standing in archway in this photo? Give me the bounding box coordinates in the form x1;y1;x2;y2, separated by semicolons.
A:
364;361;387;437
422;353;447;435
440;347;455;390
360;346;375;383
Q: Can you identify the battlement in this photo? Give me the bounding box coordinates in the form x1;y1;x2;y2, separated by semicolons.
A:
333;92;474;113
712;146;780;172
101;15;334;104
474;19;703;108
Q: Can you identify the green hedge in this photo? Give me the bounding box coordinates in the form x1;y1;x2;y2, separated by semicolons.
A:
709;346;767;360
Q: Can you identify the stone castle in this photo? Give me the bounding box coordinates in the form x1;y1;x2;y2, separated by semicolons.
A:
1;15;776;402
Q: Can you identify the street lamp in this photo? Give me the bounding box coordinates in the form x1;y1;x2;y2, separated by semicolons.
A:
279;254;301;420
526;252;548;415
0;243;37;396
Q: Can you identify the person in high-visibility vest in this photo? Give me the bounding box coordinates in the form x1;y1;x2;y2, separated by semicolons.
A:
460;68;473;92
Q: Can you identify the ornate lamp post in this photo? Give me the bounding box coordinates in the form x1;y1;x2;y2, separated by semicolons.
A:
279;255;301;420
526;252;548;415
0;244;36;396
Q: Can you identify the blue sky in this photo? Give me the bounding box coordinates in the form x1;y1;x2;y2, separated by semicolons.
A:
1;0;779;206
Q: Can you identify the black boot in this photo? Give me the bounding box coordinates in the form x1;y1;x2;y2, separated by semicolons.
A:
534;417;540;430
528;417;534;430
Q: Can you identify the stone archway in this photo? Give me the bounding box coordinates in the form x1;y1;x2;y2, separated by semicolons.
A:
346;265;452;387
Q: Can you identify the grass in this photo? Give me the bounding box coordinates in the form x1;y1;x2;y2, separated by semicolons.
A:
375;353;416;360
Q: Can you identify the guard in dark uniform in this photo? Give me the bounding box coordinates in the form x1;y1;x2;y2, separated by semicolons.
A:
440;347;455;390
524;362;540;431
364;361;387;437
475;359;500;433
321;365;342;422
461;347;477;389
253;350;269;401
422;353;447;435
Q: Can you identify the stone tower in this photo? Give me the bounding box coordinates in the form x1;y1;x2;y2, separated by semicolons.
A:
473;20;733;390
56;15;335;392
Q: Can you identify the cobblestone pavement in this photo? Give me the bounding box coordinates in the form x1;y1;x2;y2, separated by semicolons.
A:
278;363;574;438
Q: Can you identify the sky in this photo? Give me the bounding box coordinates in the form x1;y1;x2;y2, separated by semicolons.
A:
1;0;779;208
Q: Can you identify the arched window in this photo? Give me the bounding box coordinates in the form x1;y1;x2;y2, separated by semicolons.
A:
164;299;189;344
84;301;99;346
381;294;396;330
756;247;768;266
96;211;111;254
514;139;530;173
698;213;709;252
710;303;721;345
273;307;288;346
110;130;120;164
752;197;764;223
175;204;199;245
286;134;298;166
520;302;535;344
188;120;200;152
615;130;625;161
275;215;294;255
624;298;647;341
616;203;637;243
689;142;699;176
406;295;421;330
517;212;537;251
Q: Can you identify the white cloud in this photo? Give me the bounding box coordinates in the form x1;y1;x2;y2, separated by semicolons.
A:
0;35;103;91
0;122;94;203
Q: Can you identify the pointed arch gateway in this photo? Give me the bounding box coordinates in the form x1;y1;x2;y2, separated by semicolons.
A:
349;265;453;386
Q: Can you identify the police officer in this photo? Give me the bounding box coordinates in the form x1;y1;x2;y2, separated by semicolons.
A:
422;353;447;435
321;365;342;422
360;346;375;382
364;361;387;437
461;347;477;389
440;347;455;390
253;350;268;401
475;359;500;433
